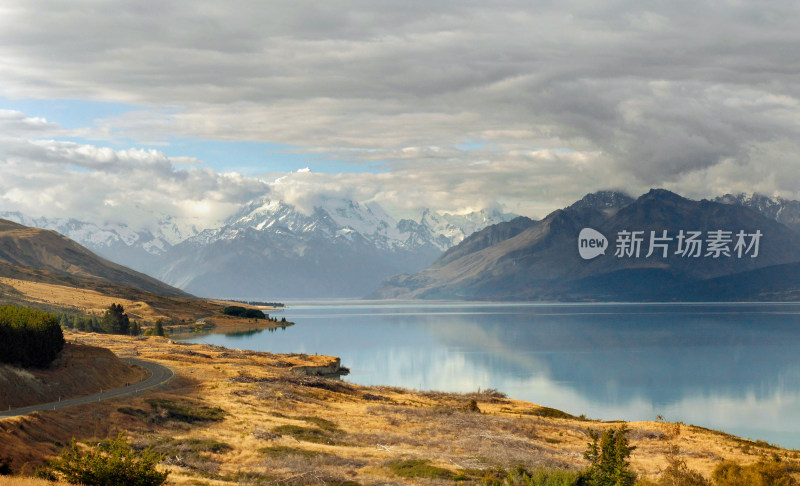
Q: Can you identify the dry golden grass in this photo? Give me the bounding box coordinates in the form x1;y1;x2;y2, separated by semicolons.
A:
0;276;290;337
2;331;798;485
0;478;71;486
0;277;164;321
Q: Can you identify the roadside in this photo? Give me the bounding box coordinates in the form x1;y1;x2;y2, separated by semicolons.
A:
0;358;172;419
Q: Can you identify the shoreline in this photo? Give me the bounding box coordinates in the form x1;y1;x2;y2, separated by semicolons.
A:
1;330;797;483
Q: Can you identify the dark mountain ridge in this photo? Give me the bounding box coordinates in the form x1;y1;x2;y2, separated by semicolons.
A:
371;189;800;301
0;219;190;299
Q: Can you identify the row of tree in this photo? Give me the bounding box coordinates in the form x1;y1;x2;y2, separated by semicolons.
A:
0;305;65;368
58;304;142;336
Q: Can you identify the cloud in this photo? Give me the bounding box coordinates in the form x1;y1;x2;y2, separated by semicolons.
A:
2;0;800;218
0;114;269;230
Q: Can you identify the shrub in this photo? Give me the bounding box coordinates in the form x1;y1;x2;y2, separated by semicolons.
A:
297;416;339;431
654;444;708;486
50;433;168;486
144;398;225;423
711;459;797;486
581;424;636;486
507;465;581;485
272;424;335;444
387;459;455;480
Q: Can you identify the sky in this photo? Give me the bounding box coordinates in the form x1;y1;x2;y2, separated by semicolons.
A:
2;0;800;230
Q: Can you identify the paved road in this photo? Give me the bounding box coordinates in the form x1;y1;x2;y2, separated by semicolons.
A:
0;358;174;418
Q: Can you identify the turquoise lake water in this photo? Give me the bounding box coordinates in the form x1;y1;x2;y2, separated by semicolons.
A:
183;301;800;449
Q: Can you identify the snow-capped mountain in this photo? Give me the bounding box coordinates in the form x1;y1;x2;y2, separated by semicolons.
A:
0;198;516;299
715;193;800;234
155;197;516;298
0;211;204;274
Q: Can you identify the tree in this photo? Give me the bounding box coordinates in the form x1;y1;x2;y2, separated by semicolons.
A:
581;424;636;486
50;433;168;486
101;304;130;335
153;319;165;337
0;305;64;368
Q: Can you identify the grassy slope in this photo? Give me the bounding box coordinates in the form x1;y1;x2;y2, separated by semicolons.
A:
2;331;796;485
0;267;250;326
0;219;189;299
0;342;146;409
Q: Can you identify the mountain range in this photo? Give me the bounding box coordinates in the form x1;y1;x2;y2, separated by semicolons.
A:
1;198;515;299
371;190;800;301
3;189;800;301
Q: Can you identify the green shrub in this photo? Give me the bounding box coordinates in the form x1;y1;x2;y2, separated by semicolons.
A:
297;416;339;431
272;424;336;444
387;459;455;480
149;437;232;455
144;398;225;423
500;465;581;485
528;406;577;420
581;424;636;486
50;433;168;486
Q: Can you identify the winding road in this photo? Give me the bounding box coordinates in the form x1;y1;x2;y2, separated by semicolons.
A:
0;358;174;418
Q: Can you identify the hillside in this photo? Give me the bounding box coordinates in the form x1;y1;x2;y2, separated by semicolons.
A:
0;342;146;410
0;220;272;329
2;331;797;484
0;219;190;299
371;189;800;301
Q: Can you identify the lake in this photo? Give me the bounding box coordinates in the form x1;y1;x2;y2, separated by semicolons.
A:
182;301;800;449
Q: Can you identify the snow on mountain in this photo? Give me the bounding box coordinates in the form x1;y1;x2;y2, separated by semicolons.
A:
204;196;515;253
0;197;517;298
415;208;518;250
715;193;800;234
151;198;518;298
0;211;202;254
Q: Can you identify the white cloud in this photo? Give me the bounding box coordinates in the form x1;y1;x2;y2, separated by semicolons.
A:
0;115;269;230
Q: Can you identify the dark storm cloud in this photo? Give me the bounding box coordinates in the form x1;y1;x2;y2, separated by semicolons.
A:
2;0;800;216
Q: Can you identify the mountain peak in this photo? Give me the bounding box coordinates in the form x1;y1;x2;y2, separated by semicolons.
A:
640;188;685;202
715;192;800;234
568;190;634;212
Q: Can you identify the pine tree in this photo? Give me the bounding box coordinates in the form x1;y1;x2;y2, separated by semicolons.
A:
153;319;165;337
101;304;130;335
582;423;636;486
